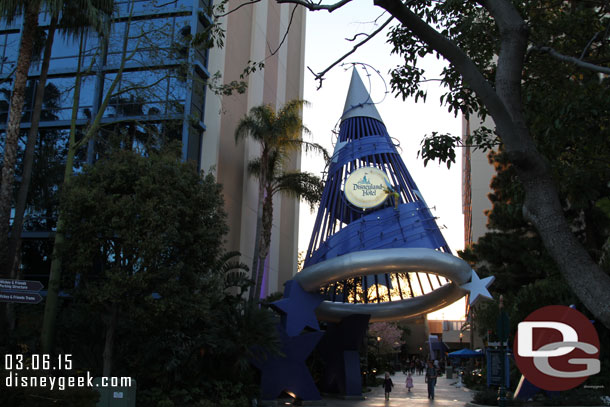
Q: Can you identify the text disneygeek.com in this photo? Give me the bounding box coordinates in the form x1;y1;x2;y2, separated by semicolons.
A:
4;372;132;391
3;354;132;391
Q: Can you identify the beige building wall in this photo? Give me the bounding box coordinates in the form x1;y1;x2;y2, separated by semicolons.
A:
204;1;306;298
462;115;497;245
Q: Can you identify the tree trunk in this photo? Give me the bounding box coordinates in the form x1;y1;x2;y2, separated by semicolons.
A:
519;170;610;327
41;31;87;353
374;0;610;328
249;151;268;302
0;2;40;274
254;184;274;300
7;15;58;285
103;304;119;377
486;0;610;328
41;15;135;352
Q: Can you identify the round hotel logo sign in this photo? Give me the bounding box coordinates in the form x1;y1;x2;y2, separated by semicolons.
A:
344;167;390;209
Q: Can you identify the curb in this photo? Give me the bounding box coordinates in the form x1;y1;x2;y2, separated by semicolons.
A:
465;403;606;407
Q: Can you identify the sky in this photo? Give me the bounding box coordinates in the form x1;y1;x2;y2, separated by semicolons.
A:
296;3;467;320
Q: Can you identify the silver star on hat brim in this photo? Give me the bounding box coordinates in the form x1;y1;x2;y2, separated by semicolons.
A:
461;270;495;306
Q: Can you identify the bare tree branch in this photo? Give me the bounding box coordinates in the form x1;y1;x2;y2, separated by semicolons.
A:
267;5;298;57
580;32;599;60
374;0;518;147
345;11;388;41
345;32;369;42
533;45;610;74
276;0;352;13
216;0;262;18
308;15;393;89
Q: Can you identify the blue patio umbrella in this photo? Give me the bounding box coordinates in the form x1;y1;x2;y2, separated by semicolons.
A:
448;348;484;358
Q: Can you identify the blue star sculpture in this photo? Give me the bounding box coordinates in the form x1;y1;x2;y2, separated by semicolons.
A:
514;375;559;401
251;326;324;401
317;314;370;396
270;280;323;337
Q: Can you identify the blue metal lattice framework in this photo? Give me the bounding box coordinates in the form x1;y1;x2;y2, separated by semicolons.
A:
304;68;452;305
262;68;492;401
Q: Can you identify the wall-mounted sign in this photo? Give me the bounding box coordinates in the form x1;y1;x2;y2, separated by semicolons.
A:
344;167;391;209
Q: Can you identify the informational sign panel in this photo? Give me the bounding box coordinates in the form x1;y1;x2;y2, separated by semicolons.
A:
0;291;42;304
0;279;44;304
0;279;43;292
487;348;510;387
344;167;391;209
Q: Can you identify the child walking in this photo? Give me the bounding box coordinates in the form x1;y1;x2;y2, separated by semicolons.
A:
383;372;394;400
406;372;413;393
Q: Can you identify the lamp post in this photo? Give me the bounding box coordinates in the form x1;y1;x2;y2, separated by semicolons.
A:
497;295;509;407
377;336;381;371
459;332;463;349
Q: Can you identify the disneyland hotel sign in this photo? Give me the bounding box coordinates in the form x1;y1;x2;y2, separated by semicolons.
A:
344;167;390;209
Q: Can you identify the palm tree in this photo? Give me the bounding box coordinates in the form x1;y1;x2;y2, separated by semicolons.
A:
0;0;114;274
0;0;43;273
235;100;328;301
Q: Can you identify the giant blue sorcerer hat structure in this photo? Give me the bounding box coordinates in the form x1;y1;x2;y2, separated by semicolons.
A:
256;67;494;402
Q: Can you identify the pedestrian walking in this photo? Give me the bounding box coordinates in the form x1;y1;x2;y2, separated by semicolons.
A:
425;360;438;400
383;372;394;400
405;372;413;393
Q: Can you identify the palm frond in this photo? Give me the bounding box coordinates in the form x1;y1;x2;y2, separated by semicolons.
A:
215;251;251;292
247;149;285;180
274;100;310;146
0;0;25;23
273;171;324;211
235;104;275;144
246;158;262;179
281;139;330;163
58;0;114;39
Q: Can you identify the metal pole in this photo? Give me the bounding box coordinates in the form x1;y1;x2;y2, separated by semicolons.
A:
498;295;507;407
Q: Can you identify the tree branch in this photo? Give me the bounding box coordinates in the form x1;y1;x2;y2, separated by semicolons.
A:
216;0;262;18
345;32;369;42
580;32;599;60
477;0;531;152
267;5;298;58
307;15;393;89
533;45;610;74
374;0;517;144
276;0;352;13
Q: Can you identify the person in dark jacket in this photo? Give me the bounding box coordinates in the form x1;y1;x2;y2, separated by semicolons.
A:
425;360;438;400
383;372;394;400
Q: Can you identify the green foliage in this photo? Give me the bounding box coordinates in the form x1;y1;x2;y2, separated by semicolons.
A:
368;322;403;354
60;149;228;317
418;132;460;168
462;146;610;390
462;367;486;391
235;100;327;300
418;127;500;168
50;149;278;405
391;1;610;182
473;388;520;406
207;60;266;97
449;0;610;370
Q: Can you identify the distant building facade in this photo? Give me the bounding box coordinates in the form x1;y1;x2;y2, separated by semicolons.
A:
462;116;496;246
0;0;306;295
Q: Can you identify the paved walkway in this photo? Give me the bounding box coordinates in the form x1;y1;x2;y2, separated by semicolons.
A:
320;371;473;407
